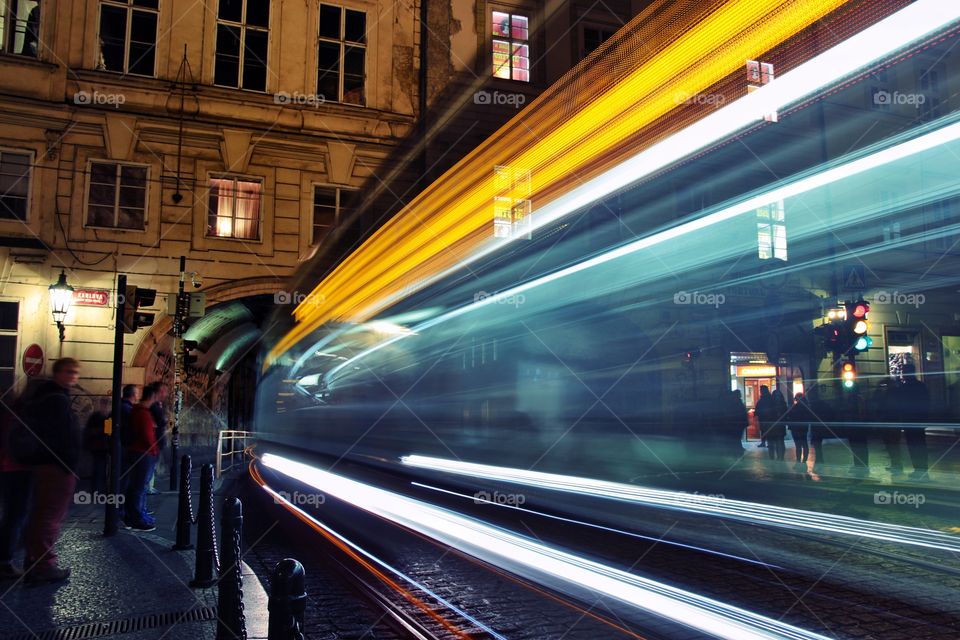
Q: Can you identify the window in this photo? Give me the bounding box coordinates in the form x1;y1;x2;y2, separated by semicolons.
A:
312;185;354;245
493;165;531;239
757;200;786;260
0;150;30;220
86;161;147;229
581;26;614;60
215;0;270;91
97;0;158;76
492;11;529;82
0;301;17;395
208;176;262;240
317;4;366;105
1;0;40;56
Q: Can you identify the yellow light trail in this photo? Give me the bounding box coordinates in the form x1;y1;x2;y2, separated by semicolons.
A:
267;0;849;367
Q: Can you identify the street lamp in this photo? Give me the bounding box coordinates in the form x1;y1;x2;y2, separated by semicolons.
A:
49;270;74;343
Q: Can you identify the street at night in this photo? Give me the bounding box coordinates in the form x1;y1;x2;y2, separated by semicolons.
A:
1;0;959;638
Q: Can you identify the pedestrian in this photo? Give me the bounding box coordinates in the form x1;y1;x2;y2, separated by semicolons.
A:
145;382;168;495
787;393;812;465
19;357;82;585
726;390;748;457
767;387;788;461
890;363;930;480
755;386;778;458
123;385;158;531
83;397;111;494
0;387;37;579
116;384;139;521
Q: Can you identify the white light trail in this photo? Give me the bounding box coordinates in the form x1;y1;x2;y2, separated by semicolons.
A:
264;453;830;640
401;455;960;554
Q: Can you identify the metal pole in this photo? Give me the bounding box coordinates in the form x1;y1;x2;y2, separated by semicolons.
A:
170;255;186;490
104;274;126;536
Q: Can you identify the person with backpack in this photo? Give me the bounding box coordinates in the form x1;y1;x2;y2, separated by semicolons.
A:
19;358;82;585
83;398;111;494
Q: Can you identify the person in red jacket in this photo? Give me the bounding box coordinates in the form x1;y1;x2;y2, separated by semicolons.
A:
122;385;158;531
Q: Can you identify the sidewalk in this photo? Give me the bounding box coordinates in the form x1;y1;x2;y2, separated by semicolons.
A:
0;471;268;640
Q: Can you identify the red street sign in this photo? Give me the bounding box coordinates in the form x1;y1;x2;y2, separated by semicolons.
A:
22;344;44;377
73;289;110;307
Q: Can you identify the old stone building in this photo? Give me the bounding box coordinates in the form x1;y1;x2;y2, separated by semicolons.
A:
0;0;639;434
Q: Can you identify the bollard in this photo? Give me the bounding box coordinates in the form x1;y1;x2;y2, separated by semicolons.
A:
217;497;246;640
268;559;306;640
190;464;219;588
173;455;195;550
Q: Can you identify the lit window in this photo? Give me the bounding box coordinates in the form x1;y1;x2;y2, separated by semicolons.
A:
215;0;270;91
97;0;158;76
1;0;40;56
317;4;366;105
0;151;31;221
208;177;262;240
312;185;354;245
86;161;147;230
492;11;529;82
757;200;786;260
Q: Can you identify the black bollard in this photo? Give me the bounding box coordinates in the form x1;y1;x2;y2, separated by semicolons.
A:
190;464;218;588
173;455;195;550
268;559;306;640
217;497;246;640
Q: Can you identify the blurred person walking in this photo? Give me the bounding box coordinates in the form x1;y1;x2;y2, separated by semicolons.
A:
755;386;778;458
19;358;82;585
0;390;35;579
145;382;168;495
123;385;159;531
890;363;930;480
726;390;748;457
787;393;812;465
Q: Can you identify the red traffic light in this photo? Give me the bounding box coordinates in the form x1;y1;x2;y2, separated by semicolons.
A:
850;302;869;318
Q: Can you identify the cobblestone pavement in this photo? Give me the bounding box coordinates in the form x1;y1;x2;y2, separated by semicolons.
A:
0;470;268;640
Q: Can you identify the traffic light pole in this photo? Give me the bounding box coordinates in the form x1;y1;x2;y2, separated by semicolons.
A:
170;256;186;491
105;274;126;536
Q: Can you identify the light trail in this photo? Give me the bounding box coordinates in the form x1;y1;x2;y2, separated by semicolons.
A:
411;481;781;569
263;453;831;640
400;455;960;554
265;0;960;369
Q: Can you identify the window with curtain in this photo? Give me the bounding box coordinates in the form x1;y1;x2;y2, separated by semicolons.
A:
1;0;40;56
215;0;270;91
86;161;147;229
0;150;30;221
97;0;158;76
492;11;529;82
317;4;366;105
208;176;262;240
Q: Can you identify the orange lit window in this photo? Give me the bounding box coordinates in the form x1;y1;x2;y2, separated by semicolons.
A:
492;11;529;82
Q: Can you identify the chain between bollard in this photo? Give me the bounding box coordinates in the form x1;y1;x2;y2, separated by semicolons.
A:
173;454;195;550
268;558;306;640
217;497;246;640
190;463;219;587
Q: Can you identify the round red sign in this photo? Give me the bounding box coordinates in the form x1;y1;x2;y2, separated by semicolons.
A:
22;344;44;377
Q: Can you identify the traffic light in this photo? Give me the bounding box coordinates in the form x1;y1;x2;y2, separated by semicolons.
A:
841;361;857;389
845;299;872;353
122;286;157;333
183;339;199;367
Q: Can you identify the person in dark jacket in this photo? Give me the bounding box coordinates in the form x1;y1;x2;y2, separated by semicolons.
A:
787;393;813;465
21;358;81;585
889;364;930;480
145;382;167;495
123;386;158;531
726;390;748;457
83;398;110;494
